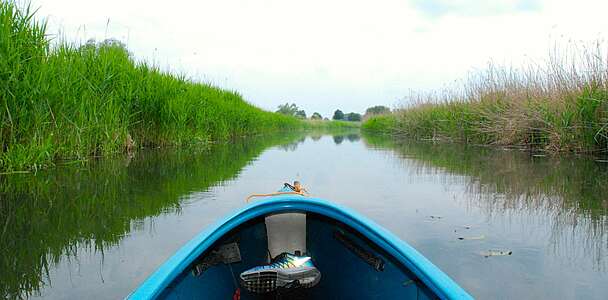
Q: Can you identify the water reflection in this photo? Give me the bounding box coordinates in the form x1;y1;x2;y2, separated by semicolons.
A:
0;134;302;299
363;134;608;271
6;130;607;299
310;135;322;142
277;136;308;152
332;132;360;145
346;133;360;142
277;130;362;151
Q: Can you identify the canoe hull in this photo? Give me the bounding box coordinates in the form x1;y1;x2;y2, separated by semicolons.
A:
129;196;472;299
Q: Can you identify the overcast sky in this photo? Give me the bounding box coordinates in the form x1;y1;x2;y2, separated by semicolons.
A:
31;0;608;117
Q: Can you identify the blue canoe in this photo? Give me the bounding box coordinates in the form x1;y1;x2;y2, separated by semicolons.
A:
129;193;473;299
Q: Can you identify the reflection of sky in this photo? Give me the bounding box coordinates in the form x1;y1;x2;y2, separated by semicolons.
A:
31;0;608;117
31;134;608;299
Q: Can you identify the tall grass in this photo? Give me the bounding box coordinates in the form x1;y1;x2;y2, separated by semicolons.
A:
0;1;300;172
361;114;396;133
302;119;361;129
363;42;608;153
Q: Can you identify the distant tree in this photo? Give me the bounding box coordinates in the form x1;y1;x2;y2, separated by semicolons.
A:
80;38;131;57
101;38;127;49
276;103;299;116
332;109;344;120
295;110;307;118
365;105;391;116
311;112;322;120
345;112;362;121
83;38;97;50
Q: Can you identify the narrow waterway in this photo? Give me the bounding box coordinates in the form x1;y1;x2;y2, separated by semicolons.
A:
1;131;606;299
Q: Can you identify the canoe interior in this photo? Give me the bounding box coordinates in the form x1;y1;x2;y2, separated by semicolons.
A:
159;212;437;300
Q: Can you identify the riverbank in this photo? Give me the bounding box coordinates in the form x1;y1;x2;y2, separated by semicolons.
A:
363;45;608;154
303;119;361;129
0;2;301;172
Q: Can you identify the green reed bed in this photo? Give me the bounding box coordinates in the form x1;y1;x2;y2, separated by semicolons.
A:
363;44;608;154
303;119;361;129
0;1;300;172
361;114;397;133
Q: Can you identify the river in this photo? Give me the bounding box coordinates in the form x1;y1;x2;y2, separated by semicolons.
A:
1;131;606;299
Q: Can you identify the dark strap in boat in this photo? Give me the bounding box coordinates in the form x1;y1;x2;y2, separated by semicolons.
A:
284;182;296;191
334;230;385;272
191;242;241;277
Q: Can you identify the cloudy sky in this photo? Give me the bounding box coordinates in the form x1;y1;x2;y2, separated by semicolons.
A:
32;0;608;117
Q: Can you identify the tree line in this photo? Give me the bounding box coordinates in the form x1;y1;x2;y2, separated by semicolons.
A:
276;103;390;122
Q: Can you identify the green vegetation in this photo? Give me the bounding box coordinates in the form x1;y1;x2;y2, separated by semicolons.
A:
364;105;391;117
276;103;300;116
332;109;345;120
332;109;362;122
363;44;608;153
0;133;304;299
344;112;362;121
361;114;397;132
275;102;307;119
276;102;362;123
303;119;360;129
0;2;300;172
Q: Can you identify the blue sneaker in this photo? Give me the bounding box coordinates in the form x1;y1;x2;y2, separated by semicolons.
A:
240;252;321;293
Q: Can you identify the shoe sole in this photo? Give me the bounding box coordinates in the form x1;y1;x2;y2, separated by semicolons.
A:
240;267;321;293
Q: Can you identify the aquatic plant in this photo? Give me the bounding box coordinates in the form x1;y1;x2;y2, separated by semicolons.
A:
303;119;361;129
361;114;397;133
363;42;608;153
0;1;300;172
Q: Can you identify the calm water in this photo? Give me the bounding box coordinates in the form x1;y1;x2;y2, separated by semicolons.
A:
1;131;607;299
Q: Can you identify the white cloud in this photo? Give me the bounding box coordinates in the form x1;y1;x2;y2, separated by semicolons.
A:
410;0;541;17
31;0;608;117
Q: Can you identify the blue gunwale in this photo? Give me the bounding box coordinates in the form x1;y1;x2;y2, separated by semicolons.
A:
129;196;473;300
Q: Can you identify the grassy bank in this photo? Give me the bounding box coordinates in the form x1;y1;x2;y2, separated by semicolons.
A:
363;44;608;153
361;114;397;133
0;2;300;172
303;119;361;129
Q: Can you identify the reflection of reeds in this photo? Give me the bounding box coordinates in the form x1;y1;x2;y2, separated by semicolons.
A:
278;137;307;152
0;133;302;298
363;42;608;153
363;134;608;271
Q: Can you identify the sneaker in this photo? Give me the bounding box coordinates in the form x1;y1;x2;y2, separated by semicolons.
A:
239;252;321;293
